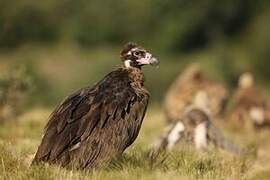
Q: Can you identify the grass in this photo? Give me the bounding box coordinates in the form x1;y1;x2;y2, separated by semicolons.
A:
0;107;270;180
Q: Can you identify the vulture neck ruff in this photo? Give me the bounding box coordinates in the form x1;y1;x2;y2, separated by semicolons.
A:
124;60;143;70
124;60;132;68
120;67;145;88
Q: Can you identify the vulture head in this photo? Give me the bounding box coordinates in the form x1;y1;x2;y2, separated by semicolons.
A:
181;63;204;82
239;72;254;89
120;42;159;68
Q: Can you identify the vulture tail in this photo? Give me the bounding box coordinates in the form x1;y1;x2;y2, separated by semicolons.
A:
207;123;243;156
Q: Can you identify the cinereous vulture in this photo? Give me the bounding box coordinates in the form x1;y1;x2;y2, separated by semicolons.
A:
229;73;270;129
32;42;159;169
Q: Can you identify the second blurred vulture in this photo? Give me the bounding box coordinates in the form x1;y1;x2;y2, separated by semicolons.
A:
229;73;270;129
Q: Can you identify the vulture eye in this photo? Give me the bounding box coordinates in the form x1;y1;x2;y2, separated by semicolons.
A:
134;51;140;56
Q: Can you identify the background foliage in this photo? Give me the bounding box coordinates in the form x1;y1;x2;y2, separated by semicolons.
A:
0;0;270;105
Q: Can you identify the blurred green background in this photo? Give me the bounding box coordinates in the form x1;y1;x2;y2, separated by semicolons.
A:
0;0;270;107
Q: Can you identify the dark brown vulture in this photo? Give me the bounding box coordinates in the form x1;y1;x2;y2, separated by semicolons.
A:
152;91;242;155
164;63;229;124
32;42;159;169
229;73;270;129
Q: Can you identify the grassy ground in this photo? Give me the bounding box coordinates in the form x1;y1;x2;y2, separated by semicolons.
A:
1;106;270;180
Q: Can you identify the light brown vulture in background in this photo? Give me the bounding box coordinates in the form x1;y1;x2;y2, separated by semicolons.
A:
152;91;242;155
229;73;270;129
32;42;159;170
164;63;229;124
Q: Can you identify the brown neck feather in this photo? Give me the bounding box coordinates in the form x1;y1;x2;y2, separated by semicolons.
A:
125;67;145;86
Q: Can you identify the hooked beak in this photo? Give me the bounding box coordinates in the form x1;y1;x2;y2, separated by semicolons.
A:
149;57;159;66
136;53;159;66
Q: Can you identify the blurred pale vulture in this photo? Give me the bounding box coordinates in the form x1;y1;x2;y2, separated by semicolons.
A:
164;64;229;123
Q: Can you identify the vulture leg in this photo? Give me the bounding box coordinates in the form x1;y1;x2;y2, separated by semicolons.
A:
151;122;185;152
194;122;208;151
